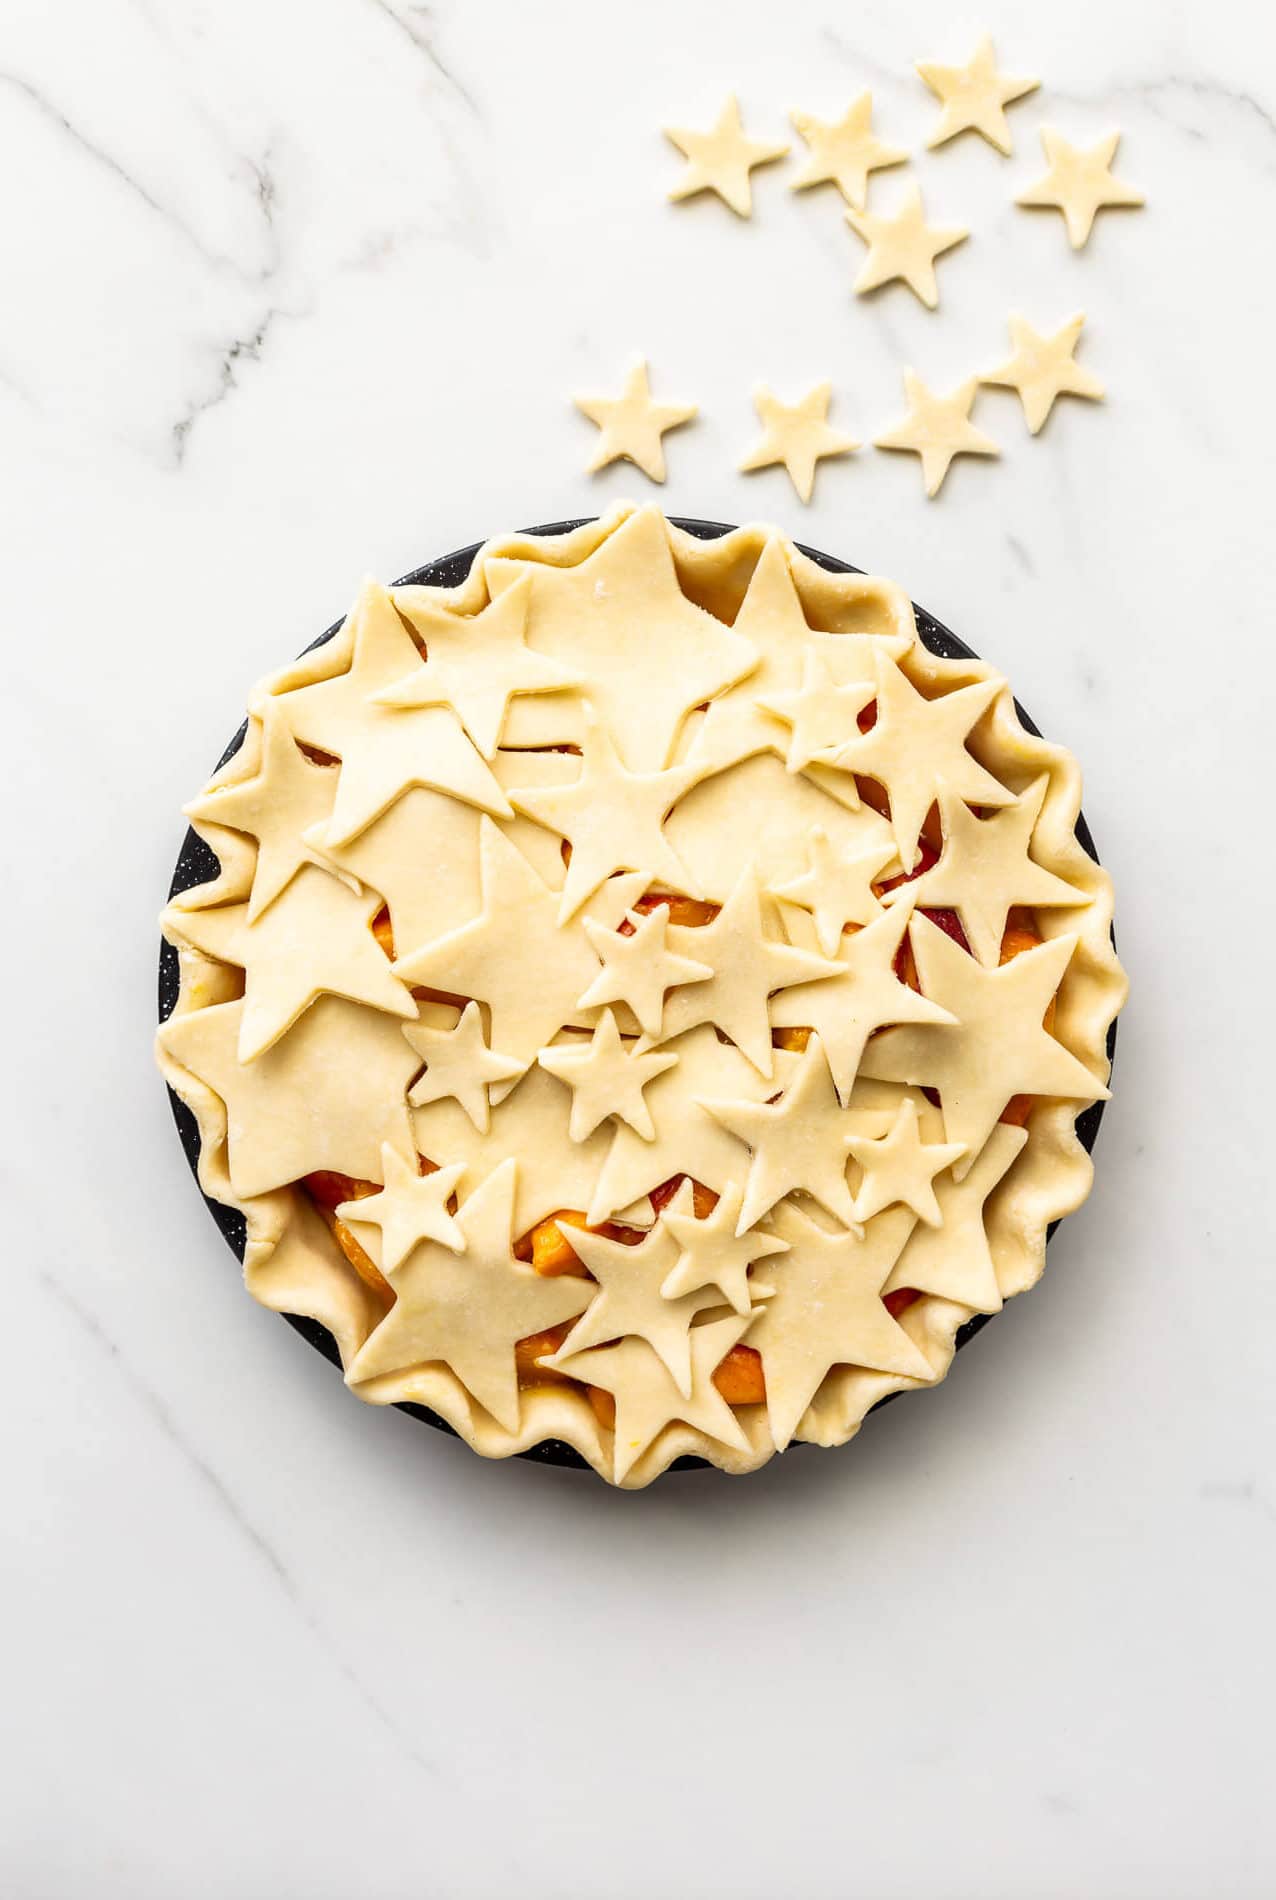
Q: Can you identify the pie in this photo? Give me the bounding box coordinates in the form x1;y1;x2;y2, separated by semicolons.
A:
157;505;1126;1486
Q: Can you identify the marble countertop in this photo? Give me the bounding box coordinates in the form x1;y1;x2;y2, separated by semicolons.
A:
4;0;1272;1893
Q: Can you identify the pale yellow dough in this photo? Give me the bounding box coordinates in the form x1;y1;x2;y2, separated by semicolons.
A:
874;371;1000;498
789;95;906;208
844;183;967;309
983;313;1105;434
738;382;859;504
574;360;697;484
917;35;1038;156
663;95;788;218
1016;128;1145;249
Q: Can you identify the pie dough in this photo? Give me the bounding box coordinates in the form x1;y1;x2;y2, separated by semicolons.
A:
983;313;1105;434
916;35;1039;156
874;371;1000;497
663;95;788;218
789;96;906;209
573;360;697;483
844;183;968;309
1016;128;1145;249
738;382;859;503
158;504;1126;1487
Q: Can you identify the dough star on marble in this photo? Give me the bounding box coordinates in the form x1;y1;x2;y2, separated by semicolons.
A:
771;825;895;956
873;371;1000;499
577;905;713;1041
738;382;859;503
659;1181;788;1316
789;94;906;208
847;1097;966;1226
573;359;698;484
336;1145;466;1268
982;313;1105;434
844;183;967;309
1016;128;1145;248
538;1010;678;1142
916;34;1039;155
664;94;789;217
404;999;525;1132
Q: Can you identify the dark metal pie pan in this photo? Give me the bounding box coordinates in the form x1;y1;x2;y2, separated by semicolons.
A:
159;517;1115;1473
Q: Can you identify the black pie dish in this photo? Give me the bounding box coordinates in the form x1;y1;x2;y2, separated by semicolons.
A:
159;517;1115;1473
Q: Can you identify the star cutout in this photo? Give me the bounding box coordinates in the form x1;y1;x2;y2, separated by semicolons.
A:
789;94;907;208
548;1315;753;1484
738;382;859;503
832;651;1012;870
576;906;713;1040
302;788;485;966
657;864;837;1075
917;34;1039;155
982;312;1105;435
404;1000;525;1131
884;778;1090;965
874;371;1000;499
346;1160;593;1432
844;183;968;309
183;701;339;921
574;359;697;483
771;825;896;955
756;650;877;775
664;95;789;217
538;1010;679;1142
374;575;580;757
883;1122;1028;1312
1016;128;1144;249
508;710;709;920
659;1182;788;1316
336;1143;466;1267
860;913;1110;1166
749;1200;933;1449
847;1097;966;1226
768;898;956;1104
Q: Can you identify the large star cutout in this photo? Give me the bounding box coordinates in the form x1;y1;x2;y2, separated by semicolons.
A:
847;1097;966;1226
917;35;1039;155
577;905;712;1039
768;899;956;1104
885;777;1090;965
772;825;896;955
789;94;906;208
659;1182;788;1316
749;1200;934;1449
983;312;1105;435
738;382;859;503
860;913;1109;1165
832;651;1012;869
538;1010;678;1142
336;1143;466;1267
756;651;877;775
405;1000;525;1132
508;711;709;920
346;1160;593;1432
657;864;836;1075
547;1315;753;1484
844;183;967;308
1016;128;1144;249
874;371;1000;499
664;95;789;217
573;360;698;483
375;574;580;757
883;1122;1028;1312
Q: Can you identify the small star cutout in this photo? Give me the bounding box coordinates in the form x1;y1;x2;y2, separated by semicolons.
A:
1016;128;1144;249
982;312;1105;434
847;1098;966;1227
574;360;698;484
738;382;859;504
771;825;896;956
844;183;968;309
336;1144;467;1268
917;35;1039;156
789;94;907;208
538;1010;679;1142
883;1121;1028;1312
756;651;876;774
664;94;789;217
659;1182;788;1317
576;905;713;1040
404;1000;525;1132
874;371;1000;499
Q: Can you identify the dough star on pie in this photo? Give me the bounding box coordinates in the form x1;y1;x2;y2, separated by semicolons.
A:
158;504;1126;1487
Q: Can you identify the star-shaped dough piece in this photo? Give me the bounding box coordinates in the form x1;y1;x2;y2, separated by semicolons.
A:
833;651;1012;870
347;1160;593;1432
538;1011;678;1142
664;95;789;217
267;579;512;845
847;1097;965;1226
183;701;339;921
336;1144;466;1267
884;1122;1028;1312
508;711;708;921
404;1000;525;1132
375;575;581;758
749;1200;933;1448
844;184;967;309
548;1315;753;1484
789;95;906;208
917;35;1039;155
861;913;1109;1166
574;360;697;484
873;372;1000;498
768;899;956;1105
739;383;859;504
885;778;1089;965
771;825;895;956
756;651;877;775
983;313;1105;435
657;864;837;1076
576;906;713;1040
1016;128;1144;249
159;997;418;1200
659;1182;788;1317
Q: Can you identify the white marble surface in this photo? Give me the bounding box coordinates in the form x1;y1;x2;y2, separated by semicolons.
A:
3;0;1273;1892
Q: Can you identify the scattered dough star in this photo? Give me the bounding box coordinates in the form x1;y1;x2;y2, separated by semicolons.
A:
874;371;999;497
664;94;789;217
844;183;967;309
738;382;859;503
789;94;906;208
982;312;1105;434
916;34;1039;155
574;360;697;483
1016;128;1144;249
